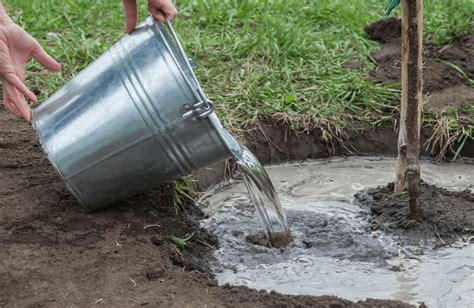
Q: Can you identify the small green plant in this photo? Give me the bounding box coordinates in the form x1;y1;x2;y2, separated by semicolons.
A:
172;176;207;213
172;176;196;213
453;126;473;160
169;233;194;248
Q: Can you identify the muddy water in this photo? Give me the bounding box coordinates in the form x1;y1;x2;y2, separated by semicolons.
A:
201;157;474;307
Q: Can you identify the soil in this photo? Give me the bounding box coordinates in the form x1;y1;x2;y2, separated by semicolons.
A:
231;116;472;172
364;18;474;112
356;18;474;248
0;108;415;307
355;182;474;247
2;17;472;307
245;230;293;248
216;286;421;308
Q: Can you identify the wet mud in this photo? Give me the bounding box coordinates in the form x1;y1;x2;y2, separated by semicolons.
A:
202;158;473;307
245;231;293;248
356;182;474;247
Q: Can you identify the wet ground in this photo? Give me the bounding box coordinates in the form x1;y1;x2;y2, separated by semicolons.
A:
201;157;474;307
1;106;415;307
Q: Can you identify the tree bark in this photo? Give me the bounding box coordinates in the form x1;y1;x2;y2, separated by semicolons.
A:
394;0;423;221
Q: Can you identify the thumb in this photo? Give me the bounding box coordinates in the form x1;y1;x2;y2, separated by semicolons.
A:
31;42;61;72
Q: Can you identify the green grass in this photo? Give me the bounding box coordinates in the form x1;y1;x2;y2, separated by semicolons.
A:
7;0;474;145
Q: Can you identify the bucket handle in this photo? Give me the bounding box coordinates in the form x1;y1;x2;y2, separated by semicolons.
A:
158;17;214;120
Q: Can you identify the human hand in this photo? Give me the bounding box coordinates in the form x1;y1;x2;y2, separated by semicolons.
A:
0;15;61;122
123;0;178;34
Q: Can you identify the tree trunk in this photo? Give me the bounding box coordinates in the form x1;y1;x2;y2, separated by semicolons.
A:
394;0;423;221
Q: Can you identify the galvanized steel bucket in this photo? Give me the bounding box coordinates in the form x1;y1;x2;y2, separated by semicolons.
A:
32;17;241;210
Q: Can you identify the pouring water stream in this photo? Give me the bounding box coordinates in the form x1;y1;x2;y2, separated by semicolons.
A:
232;144;292;246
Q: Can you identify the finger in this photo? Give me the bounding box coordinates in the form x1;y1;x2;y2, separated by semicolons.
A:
156;10;166;23
149;4;166;23
7;88;31;123
123;0;138;33
4;101;22;118
7;86;31;123
4;96;22;118
150;1;177;21
31;42;61;72
2;72;37;102
164;4;178;21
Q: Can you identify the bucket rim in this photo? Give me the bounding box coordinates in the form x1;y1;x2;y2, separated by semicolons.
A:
152;18;212;115
152;18;242;158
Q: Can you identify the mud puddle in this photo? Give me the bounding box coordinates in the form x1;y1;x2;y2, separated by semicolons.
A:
201;157;474;307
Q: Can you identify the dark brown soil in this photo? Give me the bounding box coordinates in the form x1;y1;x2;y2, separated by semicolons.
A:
355;19;474;247
365;18;474;111
2;18;472;307
355;182;474;247
232;117;472;170
0;108;414;306
216;285;418;308
427;84;474;111
364;17;402;43
245;230;293;248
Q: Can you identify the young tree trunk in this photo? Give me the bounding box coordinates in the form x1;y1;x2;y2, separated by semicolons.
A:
394;0;423;221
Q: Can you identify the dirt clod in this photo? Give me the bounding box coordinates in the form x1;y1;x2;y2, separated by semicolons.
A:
356;182;474;246
364;17;401;43
246;231;293;248
146;269;165;280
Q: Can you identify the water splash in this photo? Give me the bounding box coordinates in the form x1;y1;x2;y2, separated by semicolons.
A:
234;145;291;247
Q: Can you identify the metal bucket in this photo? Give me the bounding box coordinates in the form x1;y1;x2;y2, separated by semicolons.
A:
32;17;241;210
